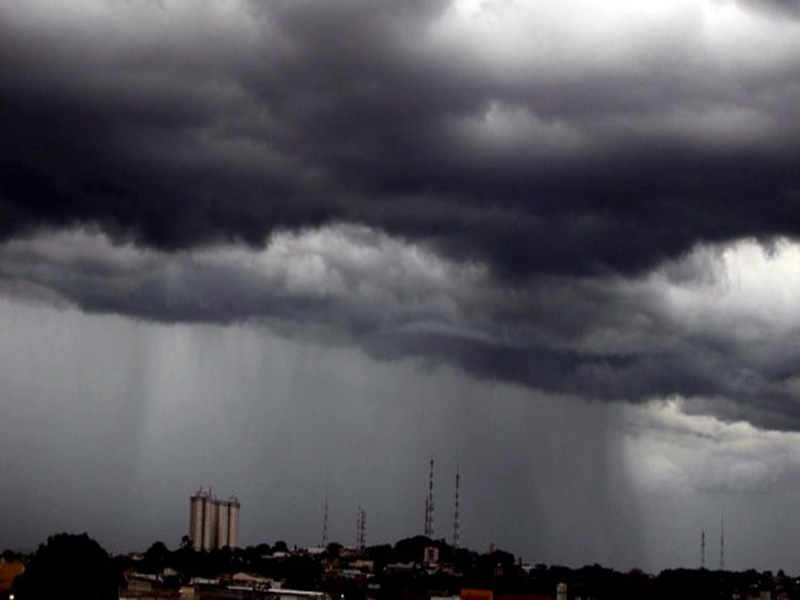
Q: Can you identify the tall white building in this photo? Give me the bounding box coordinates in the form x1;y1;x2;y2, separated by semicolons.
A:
189;487;240;551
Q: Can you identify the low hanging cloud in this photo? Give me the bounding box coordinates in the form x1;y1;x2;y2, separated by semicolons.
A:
625;398;800;495
0;225;486;329
4;226;800;431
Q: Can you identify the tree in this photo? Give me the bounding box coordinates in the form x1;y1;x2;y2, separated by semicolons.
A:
16;533;121;599
142;541;172;573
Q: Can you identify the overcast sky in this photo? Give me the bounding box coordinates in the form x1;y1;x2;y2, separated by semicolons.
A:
3;0;800;574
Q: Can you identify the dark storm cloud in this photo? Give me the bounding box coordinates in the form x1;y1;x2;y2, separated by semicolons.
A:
3;228;800;430
4;0;800;431
2;0;800;277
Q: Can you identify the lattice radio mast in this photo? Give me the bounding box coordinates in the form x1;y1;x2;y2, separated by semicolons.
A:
357;505;366;553
424;455;435;538
453;464;461;549
701;529;705;569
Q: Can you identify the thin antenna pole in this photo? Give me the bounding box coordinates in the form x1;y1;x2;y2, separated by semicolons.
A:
322;485;329;548
701;529;705;569
453;464;460;549
719;513;725;571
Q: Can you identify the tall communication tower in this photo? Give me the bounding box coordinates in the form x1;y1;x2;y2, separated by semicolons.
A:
701;529;705;569
453;465;461;549
719;513;725;571
357;505;366;553
424;455;435;538
321;487;329;548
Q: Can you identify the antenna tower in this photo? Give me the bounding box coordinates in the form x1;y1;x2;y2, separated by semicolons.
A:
322;487;329;548
719;513;725;571
424;455;435;538
357;505;366;553
701;529;705;569
453;464;461;548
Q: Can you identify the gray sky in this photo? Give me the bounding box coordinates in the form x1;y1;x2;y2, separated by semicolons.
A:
3;0;800;574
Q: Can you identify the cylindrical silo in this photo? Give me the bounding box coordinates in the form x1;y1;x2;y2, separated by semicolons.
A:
217;500;231;548
190;490;207;551
229;497;240;549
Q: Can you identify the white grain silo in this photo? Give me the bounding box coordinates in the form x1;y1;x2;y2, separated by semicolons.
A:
227;496;240;549
188;488;240;550
189;488;213;551
217;500;229;547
